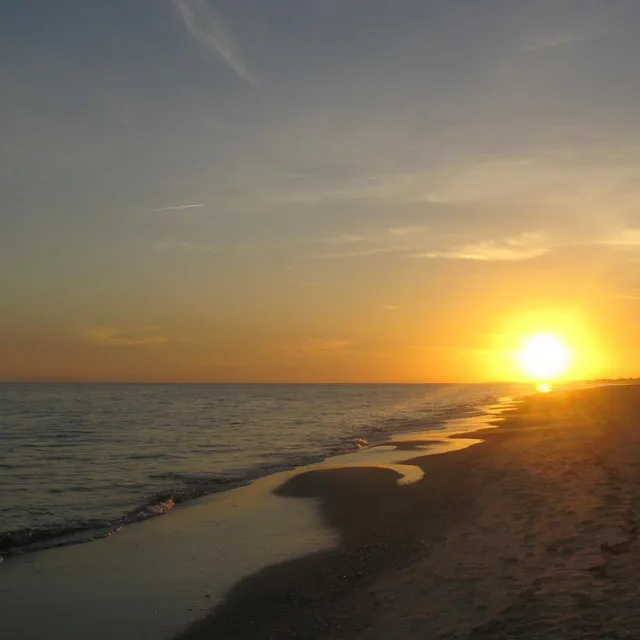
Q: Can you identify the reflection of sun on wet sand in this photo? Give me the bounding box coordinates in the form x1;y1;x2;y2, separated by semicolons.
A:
178;384;640;640
315;436;485;486
309;399;514;486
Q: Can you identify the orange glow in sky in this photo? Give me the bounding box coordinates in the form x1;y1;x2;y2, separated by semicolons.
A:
2;3;640;383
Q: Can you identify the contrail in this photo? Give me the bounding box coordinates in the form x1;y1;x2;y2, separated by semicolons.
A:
144;203;204;213
172;0;259;86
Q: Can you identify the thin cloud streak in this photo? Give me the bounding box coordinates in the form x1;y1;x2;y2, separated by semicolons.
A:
267;172;445;207
318;247;400;259
389;226;428;236
600;228;640;247
154;237;219;254
317;234;363;245
413;233;548;262
143;203;204;213
525;33;582;52
172;0;259;86
612;293;640;301
80;325;170;347
267;338;352;357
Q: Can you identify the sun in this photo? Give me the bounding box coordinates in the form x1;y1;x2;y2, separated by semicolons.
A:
515;333;571;380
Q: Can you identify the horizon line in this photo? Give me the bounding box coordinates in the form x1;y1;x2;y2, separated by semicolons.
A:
0;378;629;385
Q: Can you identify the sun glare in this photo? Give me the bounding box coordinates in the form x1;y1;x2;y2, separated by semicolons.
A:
516;333;571;381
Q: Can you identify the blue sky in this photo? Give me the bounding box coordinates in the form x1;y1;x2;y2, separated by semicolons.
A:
2;0;640;381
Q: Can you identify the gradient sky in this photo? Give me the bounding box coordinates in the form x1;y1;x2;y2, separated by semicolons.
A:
2;0;640;382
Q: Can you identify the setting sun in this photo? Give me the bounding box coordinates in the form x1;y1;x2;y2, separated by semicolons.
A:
516;333;571;380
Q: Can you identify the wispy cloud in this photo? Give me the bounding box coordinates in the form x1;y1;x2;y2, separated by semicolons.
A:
413;233;548;262
612;293;640;301
313;227;427;259
172;0;259;86
80;325;170;346
525;33;583;52
318;246;400;259
600;228;640;247
267;338;352;357
317;234;363;245
262;149;640;218
143;203;204;213
155;237;220;254
266;172;445;207
389;226;428;236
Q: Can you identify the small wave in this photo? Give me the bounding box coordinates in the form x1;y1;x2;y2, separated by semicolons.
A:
0;476;253;558
126;453;168;461
52;431;90;440
148;471;245;485
124;496;176;522
45;486;93;494
0;522;113;557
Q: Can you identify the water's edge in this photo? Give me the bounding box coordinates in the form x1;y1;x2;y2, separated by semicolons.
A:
0;390;514;558
0;394;523;640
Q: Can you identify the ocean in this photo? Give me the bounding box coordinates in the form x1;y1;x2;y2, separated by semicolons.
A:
0;382;518;556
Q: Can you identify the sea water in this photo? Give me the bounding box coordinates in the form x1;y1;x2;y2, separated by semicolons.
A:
0;382;517;555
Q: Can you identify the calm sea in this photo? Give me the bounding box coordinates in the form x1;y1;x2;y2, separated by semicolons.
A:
0;382;516;555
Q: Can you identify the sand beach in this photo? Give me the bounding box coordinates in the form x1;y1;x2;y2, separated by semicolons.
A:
178;384;640;639
4;384;640;639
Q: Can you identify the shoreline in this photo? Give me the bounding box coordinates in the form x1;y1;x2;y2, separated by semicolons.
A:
0;393;515;639
177;384;640;639
1;384;512;559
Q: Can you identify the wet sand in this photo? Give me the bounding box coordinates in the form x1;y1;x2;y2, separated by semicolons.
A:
0;469;337;640
177;384;640;639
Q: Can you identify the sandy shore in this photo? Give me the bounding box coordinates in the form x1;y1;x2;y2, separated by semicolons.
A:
178;384;640;639
0;469;337;640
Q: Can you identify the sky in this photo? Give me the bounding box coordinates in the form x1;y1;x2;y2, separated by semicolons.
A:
1;0;640;382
